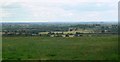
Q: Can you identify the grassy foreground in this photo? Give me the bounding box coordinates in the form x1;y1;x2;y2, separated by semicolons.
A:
2;35;118;60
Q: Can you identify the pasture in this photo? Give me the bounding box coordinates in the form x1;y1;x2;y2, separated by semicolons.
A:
2;35;118;60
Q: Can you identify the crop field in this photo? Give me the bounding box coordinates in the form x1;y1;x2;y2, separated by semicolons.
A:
2;35;118;60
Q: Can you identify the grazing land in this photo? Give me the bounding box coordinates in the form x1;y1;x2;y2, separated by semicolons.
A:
2;35;118;60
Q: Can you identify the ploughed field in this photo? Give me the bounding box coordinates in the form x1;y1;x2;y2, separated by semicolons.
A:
2;35;118;60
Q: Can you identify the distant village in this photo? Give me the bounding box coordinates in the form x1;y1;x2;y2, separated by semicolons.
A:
1;22;118;37
1;27;117;37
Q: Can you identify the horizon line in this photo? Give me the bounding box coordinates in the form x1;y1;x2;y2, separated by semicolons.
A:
0;21;118;23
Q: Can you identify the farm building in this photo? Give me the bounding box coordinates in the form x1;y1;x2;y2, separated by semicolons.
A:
15;32;20;35
6;32;15;35
74;30;94;33
0;32;5;35
62;35;67;37
50;35;55;37
68;35;75;37
63;31;76;35
39;32;49;35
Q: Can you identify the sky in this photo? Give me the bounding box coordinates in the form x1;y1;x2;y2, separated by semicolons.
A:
0;0;119;22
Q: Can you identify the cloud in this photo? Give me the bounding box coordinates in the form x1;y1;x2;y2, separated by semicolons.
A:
0;0;118;22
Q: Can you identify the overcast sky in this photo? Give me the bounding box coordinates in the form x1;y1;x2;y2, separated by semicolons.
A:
0;0;119;22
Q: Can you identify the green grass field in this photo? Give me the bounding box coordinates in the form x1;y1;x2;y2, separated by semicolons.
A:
2;35;118;60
